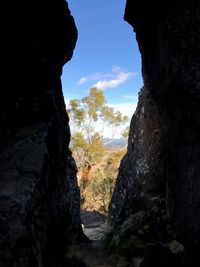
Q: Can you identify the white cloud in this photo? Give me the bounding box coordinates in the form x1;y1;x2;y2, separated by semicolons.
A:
112;65;121;73
77;77;88;85
77;72;107;85
93;68;137;90
77;66;138;90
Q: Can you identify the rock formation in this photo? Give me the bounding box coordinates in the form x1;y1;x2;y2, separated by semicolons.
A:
109;87;163;225
1;0;200;266
109;0;200;262
0;1;82;267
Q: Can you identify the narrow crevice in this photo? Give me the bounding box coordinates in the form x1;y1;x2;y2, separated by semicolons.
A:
0;1;200;267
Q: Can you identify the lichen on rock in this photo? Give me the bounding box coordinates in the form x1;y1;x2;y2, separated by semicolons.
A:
109;87;163;226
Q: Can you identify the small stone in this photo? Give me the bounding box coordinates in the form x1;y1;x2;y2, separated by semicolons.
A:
168;240;185;255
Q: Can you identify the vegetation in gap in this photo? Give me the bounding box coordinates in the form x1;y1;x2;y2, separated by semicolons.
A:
67;87;129;213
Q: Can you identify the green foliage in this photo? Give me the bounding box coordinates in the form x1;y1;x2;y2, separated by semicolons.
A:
67;87;129;212
72;132;86;148
82;87;106;121
121;126;130;139
68;99;85;127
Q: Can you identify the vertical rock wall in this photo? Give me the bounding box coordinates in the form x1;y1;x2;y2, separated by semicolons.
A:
110;0;200;251
0;1;82;267
109;87;163;225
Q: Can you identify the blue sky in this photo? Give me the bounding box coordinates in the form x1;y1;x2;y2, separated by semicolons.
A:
62;0;143;127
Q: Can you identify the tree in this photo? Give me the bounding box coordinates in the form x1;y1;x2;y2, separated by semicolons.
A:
67;87;129;211
67;87;128;166
121;126;130;139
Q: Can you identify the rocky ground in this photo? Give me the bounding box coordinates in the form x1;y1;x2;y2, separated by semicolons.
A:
66;209;191;267
66;211;137;267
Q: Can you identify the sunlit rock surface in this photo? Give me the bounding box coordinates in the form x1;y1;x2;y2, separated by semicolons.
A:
109;87;163;225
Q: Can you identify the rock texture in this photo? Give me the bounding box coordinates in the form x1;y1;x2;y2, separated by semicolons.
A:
109;87;163;225
110;0;200;256
1;0;200;265
0;1;82;267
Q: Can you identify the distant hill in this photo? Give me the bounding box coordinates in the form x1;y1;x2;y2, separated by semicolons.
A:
103;138;127;150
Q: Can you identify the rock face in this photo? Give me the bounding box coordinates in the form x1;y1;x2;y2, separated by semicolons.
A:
109;87;163;225
110;0;200;252
0;1;82;267
1;0;200;265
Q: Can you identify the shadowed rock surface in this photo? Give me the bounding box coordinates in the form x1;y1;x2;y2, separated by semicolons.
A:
67;211;129;267
1;0;200;266
0;1;82;267
109;0;200;265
